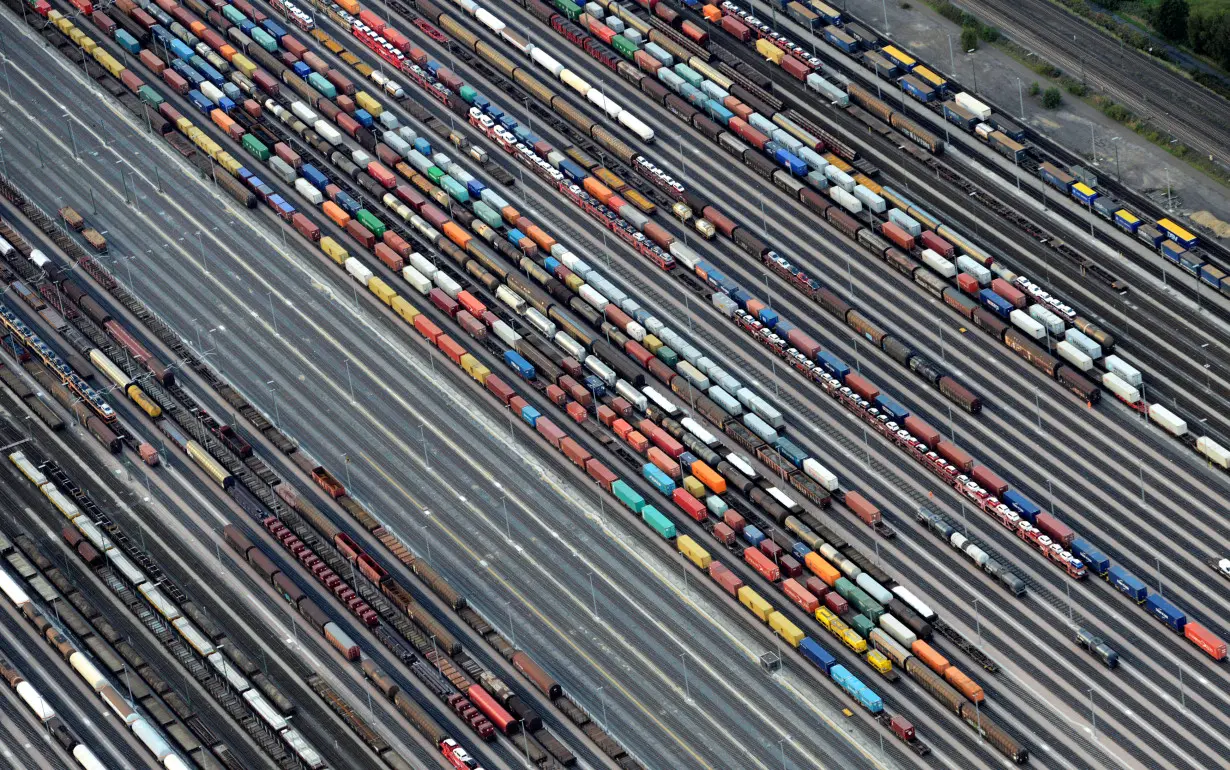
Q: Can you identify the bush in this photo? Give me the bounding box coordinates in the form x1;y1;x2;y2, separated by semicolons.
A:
1152;0;1190;42
933;0;966;25
1029;81;1041;96
960;26;979;52
979;24;1000;42
1042;87;1063;109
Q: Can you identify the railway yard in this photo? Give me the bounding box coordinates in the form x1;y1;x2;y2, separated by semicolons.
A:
0;0;1225;767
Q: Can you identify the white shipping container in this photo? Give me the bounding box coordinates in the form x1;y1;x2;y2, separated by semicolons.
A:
1103;354;1142;386
856;574;893;604
828;186;863;214
578;284;609;312
350;149;373;168
1055;340;1093;371
744;413;779;444
853;185;886;213
749;112;775;134
736;386;758;409
681;417;719;447
492;320;520;347
767;486;799;512
956;255;992;285
315;122;342;146
642;386;680;416
1029;304;1065;335
434;272;461;299
400;265;431;295
294;178;323;204
888;209;922;236
676;360;710;390
955;91;991;120
878;614;917;648
1009;309;1045;340
709;386;743;415
1148;404;1188;436
750;396;785;428
724;452;758;479
291;101;318;123
1197;435;1229;468
803;458;839;491
824;165;856;192
626;321;647;342
1064;328;1102;360
200;82;225;105
921;249;956;278
1101;371;1140;403
797;146;828;172
343;258;372;286
891;586;936;620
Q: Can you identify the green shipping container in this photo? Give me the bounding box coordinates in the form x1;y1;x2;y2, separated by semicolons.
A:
848;588;885;622
222;5;246;24
137;85;164;108
849;613;875;639
425;166;446;185
355;209;386;237
612;480;645;513
555;0;582;21
641;505;676;539
474;200;503;229
251;28;278;53
242;134;270;161
675;64;703;89
612;35;638;58
834;577;857;600
656;346;679;367
459;85;478;104
440;176;470;203
308;72;337;99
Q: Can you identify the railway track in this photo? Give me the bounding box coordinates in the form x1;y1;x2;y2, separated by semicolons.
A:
960;0;1230;167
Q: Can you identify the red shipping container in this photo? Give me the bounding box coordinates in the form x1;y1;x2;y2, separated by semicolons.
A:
437;335;465;365
805;576;830;599
648;447;680;478
970;465;1008;497
413;314;442;343
139;49;167;75
744;547;780;582
713;522;736;546
783;578;819;613
844;372;880;401
681;19;709;44
535;417;566;449
760;540;783;562
1184;622;1227;661
243;99;262;119
395;183;427;212
825;592;849;614
721;15;753;41
119;69;144;93
672;488;708;522
634;50;662;74
358;8;385;31
336;94;356;114
546;384;567;406
252;70;280;95
904;415;941;448
781;55;809;81
612;418;634;441
457;290;486;317
724;96;754;120
920;231;955;257
282;35;307;58
845;491;882;525
383;230;412;259
345;220;376;249
956;273;980;295
429;288;460;318
624;340;653;367
787;329;821;359
1035;512;1074;548
566;402;587;423
991;278;1027;309
291;213;320;241
710;562;744;596
486;374;514;405
610;397;632;419
596;404;617;427
337;113;360;137
561;357;581;379
586;458;617;491
561;437;590;468
274;142;301;169
880;220;915;250
162;69;189;95
724;509;746;533
326;69;357;96
374;243;403;271
625;431;649;454
368;161;396;189
639;419;685;458
780;555;803;578
936;440;974;472
647;357;674;385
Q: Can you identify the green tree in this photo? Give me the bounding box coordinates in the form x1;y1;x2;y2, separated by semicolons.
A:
960;25;979;52
1189;10;1230;68
1042;87;1063;108
1152;0;1189;42
1029;81;1041;96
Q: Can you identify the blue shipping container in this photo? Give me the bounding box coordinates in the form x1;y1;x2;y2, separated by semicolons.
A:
354;109;374;128
466;179;486;198
115;30;141;55
559;159;586;182
413;137;433;156
1144;594;1186;632
824;28;859;54
262;19;288;39
1199;264;1224;289
503;350;535;379
302;164;328;190
743;524;766;547
759;308;780;327
642;463;676;495
583;375;607;398
520;404;541;427
170;40;195;60
1070;537;1109;576
293;61;312;78
1001;490;1040;523
775;149;808;175
774;436;808;468
899;77;934;102
335;192;361;215
791;543;811;562
1107;565;1148;602
1113;211;1141;233
678;451;699;469
978;288;1013;319
874;395;909;421
799;637;837;674
217;97;236;113
817;351;850;381
187;90;212;113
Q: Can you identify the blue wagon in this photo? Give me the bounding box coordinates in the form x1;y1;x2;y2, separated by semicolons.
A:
1001;490;1040;523
1107;565;1148;603
503;350;535;380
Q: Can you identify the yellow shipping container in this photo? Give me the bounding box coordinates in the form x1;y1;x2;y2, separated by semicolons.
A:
459;354;490;384
866;649;892;673
677;535;712;570
815;606;837;629
756;38;784;64
320;236;348;265
68;28;86;46
355;91;383;117
738;586;773;622
219;155;243;176
642;334;663;354
682;475;704;498
47;9;62;21
769;612;805;648
232;53;257;78
369;277;397;305
337;0;359;14
842;629;867;653
81;38;98;55
175;116;194;133
390;296;420;324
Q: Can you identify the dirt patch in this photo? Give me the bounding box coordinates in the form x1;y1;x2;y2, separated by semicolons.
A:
1190;211;1230;238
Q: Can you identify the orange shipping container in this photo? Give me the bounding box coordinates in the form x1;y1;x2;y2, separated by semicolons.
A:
626;430;649;454
189;19;206;36
337;0;359;12
690;460;727;494
613;418;634;441
782;578;819;613
944;666;984;703
322;201;350;228
442;222;472;250
844;490;882;525
804;551;841;586
219;44;237;62
211;109;235;133
413;314;442;343
647;447;680;478
911;640;950;674
582;177;614;205
438;335;465;364
703;4;722;22
500;205;521;226
523;225;556;252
